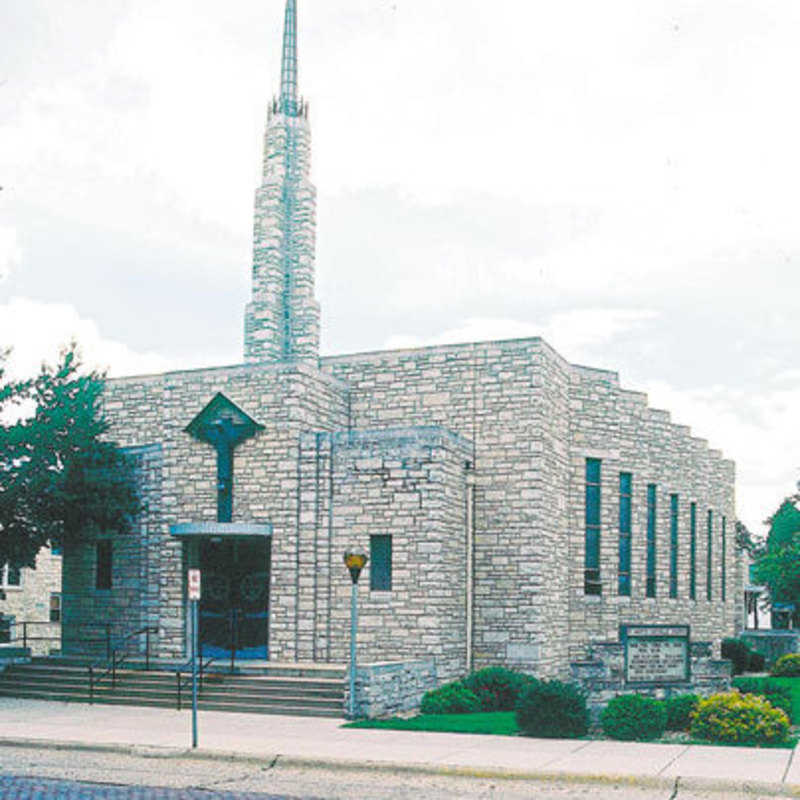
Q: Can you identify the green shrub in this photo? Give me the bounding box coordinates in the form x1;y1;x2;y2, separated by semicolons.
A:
601;694;667;741
420;682;480;715
690;692;790;746
462;667;530;711
721;637;752;675
664;694;699;731
734;678;794;723
748;650;766;673
515;679;588;739
771;653;800;678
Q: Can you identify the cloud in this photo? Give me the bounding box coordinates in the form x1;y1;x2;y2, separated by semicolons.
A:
0;227;22;282
643;378;800;536
0;297;174;379
383;308;658;361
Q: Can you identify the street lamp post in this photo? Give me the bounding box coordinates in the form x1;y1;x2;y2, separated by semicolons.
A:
343;551;368;719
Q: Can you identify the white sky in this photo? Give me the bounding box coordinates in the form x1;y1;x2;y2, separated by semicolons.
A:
2;0;799;536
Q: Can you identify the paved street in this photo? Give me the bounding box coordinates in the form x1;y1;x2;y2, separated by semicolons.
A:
0;776;301;799
0;744;797;800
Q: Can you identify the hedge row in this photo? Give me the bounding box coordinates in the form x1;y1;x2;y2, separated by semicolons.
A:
420;669;793;746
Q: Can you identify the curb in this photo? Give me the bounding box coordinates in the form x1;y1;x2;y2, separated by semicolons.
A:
0;737;798;797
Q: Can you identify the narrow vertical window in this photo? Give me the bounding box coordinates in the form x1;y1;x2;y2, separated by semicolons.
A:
96;540;112;590
646;484;657;597
618;473;632;596
721;516;727;602
370;534;392;591
706;510;713;601
689;502;697;599
669;494;679;599
584;459;602;595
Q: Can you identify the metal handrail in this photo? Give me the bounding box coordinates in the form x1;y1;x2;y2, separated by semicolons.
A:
88;625;157;703
176;654;216;711
4;620;62;652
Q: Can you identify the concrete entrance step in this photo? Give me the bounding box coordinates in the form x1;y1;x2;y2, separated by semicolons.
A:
2;659;345;717
32;656;346;680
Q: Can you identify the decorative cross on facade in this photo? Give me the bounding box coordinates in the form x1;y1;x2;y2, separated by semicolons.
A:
185;394;263;522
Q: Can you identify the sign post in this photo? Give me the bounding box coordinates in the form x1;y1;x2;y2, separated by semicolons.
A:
343;552;368;719
187;568;201;748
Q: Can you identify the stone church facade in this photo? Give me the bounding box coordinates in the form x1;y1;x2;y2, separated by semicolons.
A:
61;0;740;682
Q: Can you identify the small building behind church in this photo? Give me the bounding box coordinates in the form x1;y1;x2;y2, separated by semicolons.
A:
61;0;741;685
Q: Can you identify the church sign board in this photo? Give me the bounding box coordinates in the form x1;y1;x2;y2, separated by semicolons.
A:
621;624;690;685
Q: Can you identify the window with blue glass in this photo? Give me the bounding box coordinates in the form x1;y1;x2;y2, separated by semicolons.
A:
689;502;697;600
618;473;632;596
370;534;392;591
706;510;713;601
669;494;679;599
584;458;602;595
646;484;657;598
721;516;727;602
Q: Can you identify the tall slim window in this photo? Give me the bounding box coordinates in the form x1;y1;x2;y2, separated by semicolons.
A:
370;534;392;591
584;459;602;595
646;484;657;598
706;510;713;601
669;494;679;599
721;516;727;602
689;502;697;600
618;473;632;596
96;540;112;590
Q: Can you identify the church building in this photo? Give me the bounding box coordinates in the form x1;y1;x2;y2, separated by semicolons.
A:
61;0;740;683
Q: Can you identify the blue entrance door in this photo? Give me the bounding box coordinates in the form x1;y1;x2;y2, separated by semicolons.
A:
198;538;270;660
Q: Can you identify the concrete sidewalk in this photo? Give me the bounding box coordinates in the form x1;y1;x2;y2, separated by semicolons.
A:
0;699;797;795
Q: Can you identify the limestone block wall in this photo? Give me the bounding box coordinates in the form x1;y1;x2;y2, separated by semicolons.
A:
0;547;61;656
321;338;573;677
62;444;162;657
299;427;472;679
63;361;348;661
567;366;738;661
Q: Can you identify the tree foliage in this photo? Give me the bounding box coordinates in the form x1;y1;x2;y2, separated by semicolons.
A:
752;489;800;627
0;345;139;569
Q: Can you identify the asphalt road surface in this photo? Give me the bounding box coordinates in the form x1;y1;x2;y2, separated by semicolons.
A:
0;745;794;800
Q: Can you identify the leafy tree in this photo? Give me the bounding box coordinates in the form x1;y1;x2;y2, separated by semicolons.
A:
752;490;800;627
0;345;139;571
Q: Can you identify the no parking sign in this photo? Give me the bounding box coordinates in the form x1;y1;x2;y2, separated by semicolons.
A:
188;569;201;601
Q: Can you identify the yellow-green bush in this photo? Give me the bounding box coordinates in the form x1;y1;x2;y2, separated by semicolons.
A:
690;692;790;746
771;653;800;678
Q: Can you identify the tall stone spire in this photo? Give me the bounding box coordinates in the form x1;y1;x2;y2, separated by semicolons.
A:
244;0;320;363
279;0;299;116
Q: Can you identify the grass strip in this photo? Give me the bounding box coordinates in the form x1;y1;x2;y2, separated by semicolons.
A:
344;711;518;736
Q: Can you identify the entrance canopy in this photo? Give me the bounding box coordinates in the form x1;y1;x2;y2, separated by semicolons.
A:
169;522;272;538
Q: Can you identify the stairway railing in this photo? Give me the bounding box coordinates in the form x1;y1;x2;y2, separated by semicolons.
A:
4;620;61;653
88;625;157;703
175;653;216;710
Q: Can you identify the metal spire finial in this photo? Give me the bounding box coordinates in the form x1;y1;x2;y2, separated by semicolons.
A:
279;0;299;116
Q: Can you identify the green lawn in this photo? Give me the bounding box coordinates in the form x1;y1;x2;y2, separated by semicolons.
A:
344;711;518;736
